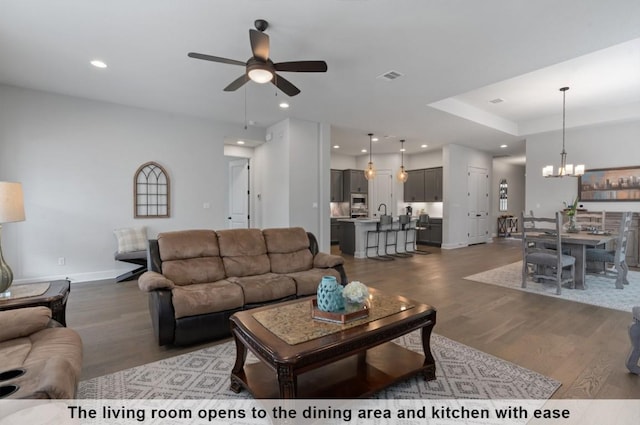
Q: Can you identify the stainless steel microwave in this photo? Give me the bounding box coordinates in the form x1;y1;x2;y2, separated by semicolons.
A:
350;193;367;206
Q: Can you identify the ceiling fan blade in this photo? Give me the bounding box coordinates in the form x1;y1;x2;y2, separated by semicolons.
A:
224;74;250;91
188;52;245;66
274;61;328;72
272;74;301;97
249;29;270;61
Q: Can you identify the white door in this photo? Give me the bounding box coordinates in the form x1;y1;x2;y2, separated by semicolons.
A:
467;166;489;244
228;159;249;228
371;169;393;217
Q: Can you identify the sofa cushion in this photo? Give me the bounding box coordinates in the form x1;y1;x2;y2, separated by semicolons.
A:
263;227;313;273
171;280;244;319
286;268;342;296
263;227;309;253
158;230;226;285
217;229;270;277
227;273;296;304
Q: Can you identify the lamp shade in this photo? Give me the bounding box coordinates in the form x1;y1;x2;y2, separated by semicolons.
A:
0;182;26;223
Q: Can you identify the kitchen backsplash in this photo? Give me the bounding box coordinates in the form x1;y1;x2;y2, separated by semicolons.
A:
330;202;350;217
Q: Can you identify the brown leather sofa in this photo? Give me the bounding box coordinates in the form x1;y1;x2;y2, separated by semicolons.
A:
0;306;83;399
138;227;347;346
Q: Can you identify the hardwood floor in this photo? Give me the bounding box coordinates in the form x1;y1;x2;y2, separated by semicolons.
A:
66;238;639;398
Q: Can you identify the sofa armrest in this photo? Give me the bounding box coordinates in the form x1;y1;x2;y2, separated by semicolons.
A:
0;306;52;342
138;271;175;292
314;252;348;285
313;252;345;268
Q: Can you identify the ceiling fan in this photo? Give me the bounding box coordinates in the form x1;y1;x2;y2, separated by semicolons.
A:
188;19;327;97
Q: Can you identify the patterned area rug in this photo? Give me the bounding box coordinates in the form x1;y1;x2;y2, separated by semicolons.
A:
464;261;640;312
77;331;559;399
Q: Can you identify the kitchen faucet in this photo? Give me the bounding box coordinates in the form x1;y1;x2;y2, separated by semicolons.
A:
377;203;387;216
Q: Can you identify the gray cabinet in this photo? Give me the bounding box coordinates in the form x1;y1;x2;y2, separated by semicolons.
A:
339;221;355;254
404;169;426;202
417;218;442;246
330;169;344;202
344;169;368;194
425;168;443;202
330;218;342;245
404;167;443;202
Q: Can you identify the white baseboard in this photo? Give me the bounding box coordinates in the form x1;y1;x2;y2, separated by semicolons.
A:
13;268;126;284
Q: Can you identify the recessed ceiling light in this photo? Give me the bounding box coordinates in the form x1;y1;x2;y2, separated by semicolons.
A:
400;148;406;152
361;149;367;153
371;137;379;142
279;102;290;109
500;144;508;148
237;140;245;145
90;60;107;69
421;144;428;148
333;145;340;149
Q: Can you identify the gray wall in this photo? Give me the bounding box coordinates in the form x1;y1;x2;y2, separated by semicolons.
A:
525;120;640;216
0;84;264;282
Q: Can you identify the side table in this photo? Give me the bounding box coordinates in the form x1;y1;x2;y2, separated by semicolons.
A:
0;280;70;326
497;215;518;237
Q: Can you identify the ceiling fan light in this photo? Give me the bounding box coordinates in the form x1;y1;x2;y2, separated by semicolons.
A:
247;68;273;83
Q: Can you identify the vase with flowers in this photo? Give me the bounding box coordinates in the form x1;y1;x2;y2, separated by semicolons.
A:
564;196;580;233
342;281;369;312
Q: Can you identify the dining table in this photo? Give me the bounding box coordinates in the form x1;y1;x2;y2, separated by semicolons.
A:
523;230;617;290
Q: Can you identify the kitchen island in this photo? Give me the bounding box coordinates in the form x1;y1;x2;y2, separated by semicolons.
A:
338;217;417;259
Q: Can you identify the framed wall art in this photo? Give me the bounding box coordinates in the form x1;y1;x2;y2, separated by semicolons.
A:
578;166;640;201
134;161;170;217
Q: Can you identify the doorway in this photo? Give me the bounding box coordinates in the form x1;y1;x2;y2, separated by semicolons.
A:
228;158;250;228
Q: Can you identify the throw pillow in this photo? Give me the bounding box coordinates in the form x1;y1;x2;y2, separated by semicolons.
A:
114;226;147;254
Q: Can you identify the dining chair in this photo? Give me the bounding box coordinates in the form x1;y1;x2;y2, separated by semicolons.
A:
585;211;633;289
574;211;606;231
521;211;576;295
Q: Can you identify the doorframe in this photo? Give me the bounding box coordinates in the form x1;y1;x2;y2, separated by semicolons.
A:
227;157;250;229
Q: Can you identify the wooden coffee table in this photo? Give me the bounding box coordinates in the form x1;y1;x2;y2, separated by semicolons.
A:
229;288;436;399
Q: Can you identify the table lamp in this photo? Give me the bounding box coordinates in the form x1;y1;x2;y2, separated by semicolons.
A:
0;182;26;297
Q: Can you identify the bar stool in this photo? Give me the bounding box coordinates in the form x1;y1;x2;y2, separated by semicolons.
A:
406;214;430;255
365;215;394;261
391;215;413;257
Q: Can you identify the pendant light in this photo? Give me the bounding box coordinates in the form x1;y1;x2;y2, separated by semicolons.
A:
397;139;409;182
364;133;376;180
542;87;585;178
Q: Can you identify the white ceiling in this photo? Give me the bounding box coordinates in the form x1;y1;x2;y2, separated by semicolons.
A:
1;0;639;160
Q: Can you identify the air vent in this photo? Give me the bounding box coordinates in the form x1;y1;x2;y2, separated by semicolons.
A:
378;70;403;81
489;98;505;104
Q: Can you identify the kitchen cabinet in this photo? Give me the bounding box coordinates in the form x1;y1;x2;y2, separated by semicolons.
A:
330;218;342;245
404;167;443;202
404;169;425;202
339;221;355;254
344;169;368;194
417;218;442;246
330;169;344;202
425;167;443;202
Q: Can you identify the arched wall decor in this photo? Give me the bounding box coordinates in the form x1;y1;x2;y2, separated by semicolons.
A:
134;161;170;218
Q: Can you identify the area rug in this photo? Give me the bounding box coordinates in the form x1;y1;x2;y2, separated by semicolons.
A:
464;261;640;312
77;331;559;399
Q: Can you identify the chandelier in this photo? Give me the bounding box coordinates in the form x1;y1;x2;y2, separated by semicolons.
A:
542;86;585;178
